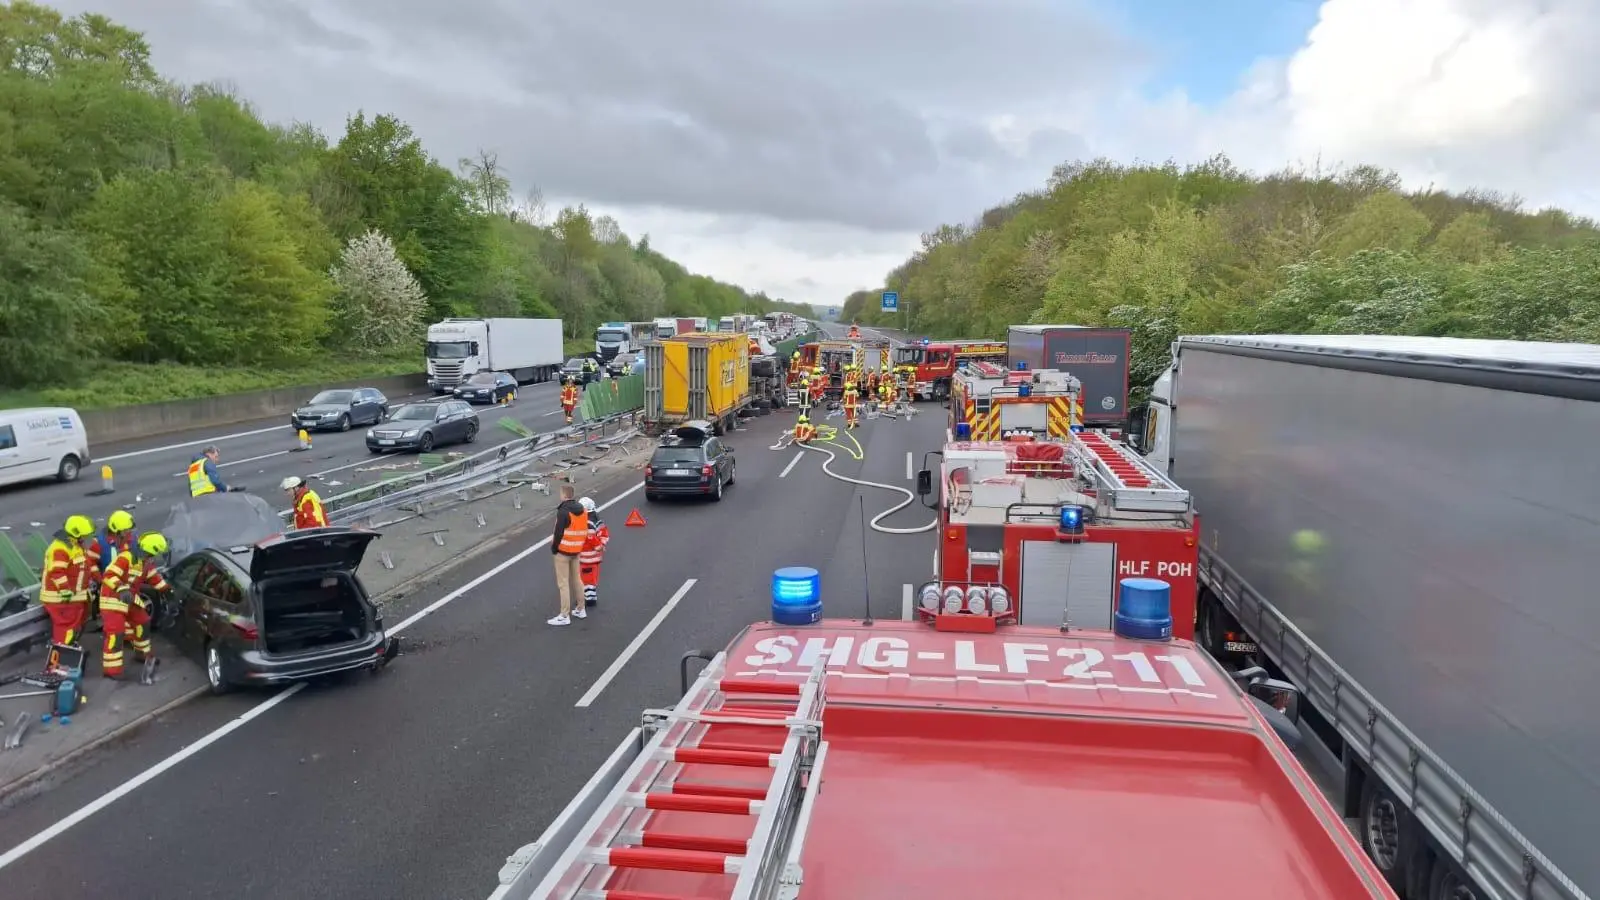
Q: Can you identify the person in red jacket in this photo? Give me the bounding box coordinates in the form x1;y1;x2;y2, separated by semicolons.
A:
99;532;171;679
41;515;94;666
577;496;610;608
281;476;328;529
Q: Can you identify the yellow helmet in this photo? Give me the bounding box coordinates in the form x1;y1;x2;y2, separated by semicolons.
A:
107;510;135;533
63;514;94;540
797;415;809;424
137;532;168;557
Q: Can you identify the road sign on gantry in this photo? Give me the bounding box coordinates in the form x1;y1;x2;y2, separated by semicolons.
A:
881;291;899;312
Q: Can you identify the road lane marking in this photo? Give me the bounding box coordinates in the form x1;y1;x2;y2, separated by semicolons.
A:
0;480;647;870
902;583;913;620
905;451;913;480
170;449;291;477
98;425;288;463
779;451;804;478
542;410;563;417
574;578;697;708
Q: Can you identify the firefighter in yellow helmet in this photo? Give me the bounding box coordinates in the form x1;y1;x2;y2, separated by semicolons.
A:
99;532;171;679
793;414;816;444
42;514;95;653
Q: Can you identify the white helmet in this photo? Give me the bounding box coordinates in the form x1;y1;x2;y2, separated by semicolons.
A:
579;497;596;512
279;476;305;491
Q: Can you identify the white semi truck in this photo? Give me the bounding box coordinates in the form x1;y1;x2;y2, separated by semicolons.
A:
1131;334;1599;900
424;318;563;390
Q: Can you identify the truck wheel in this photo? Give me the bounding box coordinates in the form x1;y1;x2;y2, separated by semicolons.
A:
1359;778;1416;893
1426;855;1478;900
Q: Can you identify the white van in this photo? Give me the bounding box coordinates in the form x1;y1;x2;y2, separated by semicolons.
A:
0;407;91;488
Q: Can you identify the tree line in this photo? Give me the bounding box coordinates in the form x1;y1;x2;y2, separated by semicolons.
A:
0;3;806;391
842;156;1600;389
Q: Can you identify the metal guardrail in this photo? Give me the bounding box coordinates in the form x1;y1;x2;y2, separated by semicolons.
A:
0;411;646;657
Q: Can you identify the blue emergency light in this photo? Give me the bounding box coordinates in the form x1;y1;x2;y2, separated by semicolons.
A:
1015;361;1028;371
771;567;822;625
1114;578;1174;641
1059;505;1086;534
954;422;972;440
921;338;930;346
1018;383;1032;397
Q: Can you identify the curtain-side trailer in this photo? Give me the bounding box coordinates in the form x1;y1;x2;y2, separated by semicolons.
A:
1133;335;1599;900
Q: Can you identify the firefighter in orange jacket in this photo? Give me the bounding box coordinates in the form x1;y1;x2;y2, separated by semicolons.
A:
879;372;896;411
281;476;328;529
560;378;580;424
577;496;610;608
99;532;171;679
84;509;139;631
42;515;95;652
794;415;816;444
809;371;825;406
842;383;860;429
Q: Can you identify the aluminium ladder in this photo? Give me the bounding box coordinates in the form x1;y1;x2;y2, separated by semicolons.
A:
1070;431;1191;513
511;657;830;900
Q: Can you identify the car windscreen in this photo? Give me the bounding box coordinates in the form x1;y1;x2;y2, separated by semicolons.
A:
564;359;585;369
391;404;437;421
651;448;704;464
160;493;284;561
310;390;354;405
463;373;497;385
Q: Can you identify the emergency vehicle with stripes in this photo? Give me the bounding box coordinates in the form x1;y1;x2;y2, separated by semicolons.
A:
890;338;1008;400
948;360;1084;441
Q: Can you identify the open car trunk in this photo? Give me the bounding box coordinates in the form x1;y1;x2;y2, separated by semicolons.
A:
259;572;373;655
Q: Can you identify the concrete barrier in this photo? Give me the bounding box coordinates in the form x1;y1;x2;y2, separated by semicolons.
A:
81;373;430;444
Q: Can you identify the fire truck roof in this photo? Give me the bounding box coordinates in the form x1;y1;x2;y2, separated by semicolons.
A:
590;621;1388;899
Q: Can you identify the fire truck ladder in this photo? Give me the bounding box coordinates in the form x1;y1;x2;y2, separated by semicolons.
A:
509;656;830;900
1071;431;1191;514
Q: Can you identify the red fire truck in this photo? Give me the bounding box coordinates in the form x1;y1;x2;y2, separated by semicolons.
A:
891;338;1007;400
787;339;891;398
948;361;1084;440
490;596;1394;898
916;429;1200;639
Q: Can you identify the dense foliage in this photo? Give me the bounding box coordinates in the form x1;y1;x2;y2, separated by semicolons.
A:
0;3;804;397
843;157;1600;388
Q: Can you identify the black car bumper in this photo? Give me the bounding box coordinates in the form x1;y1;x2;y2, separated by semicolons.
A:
235;634;397;685
645;474;718;496
291;417;345;432
452;391;500;404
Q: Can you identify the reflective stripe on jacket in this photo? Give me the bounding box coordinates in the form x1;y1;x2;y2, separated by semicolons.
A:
188;458;216;496
100;550;169;611
578;519;609;564
42;534;87;601
557;509;588;555
295;490;328;529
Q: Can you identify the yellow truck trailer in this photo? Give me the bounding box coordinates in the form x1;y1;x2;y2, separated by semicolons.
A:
645;333;753;433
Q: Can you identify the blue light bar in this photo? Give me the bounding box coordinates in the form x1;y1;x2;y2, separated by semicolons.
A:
921;338;930;345
954;422;972;440
1018;383;1032;397
1015;361;1028;371
1059;505;1085;534
772;567;822;625
1115;578;1173;641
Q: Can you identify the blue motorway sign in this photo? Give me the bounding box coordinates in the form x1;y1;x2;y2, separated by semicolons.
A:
881;291;899;312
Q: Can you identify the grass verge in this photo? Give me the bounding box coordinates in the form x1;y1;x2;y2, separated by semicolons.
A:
0;352;419;412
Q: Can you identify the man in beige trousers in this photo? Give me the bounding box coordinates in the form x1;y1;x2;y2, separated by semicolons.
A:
548;484;589;626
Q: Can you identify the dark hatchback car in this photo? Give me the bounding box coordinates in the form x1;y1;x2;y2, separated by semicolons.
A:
291;388;389;432
644;421;735;502
562;357;599;384
155;493;397;694
365;400;479;453
452;370;517;404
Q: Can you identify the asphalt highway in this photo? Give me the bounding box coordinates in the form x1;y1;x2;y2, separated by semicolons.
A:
0;380;576;537
0;372;947;899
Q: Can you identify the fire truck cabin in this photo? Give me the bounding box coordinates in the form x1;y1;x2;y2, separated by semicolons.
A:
892;338;1008;400
923;427;1200;640
789;339;891;396
506;616;1394;899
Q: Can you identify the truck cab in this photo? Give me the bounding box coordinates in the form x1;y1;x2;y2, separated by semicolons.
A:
594;323;630;362
1125;364;1174;474
426;321;489;390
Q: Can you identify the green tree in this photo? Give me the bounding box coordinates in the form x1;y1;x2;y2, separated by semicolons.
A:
0;201;106;385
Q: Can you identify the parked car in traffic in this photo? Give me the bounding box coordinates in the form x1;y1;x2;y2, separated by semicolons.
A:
561;357;598;384
365;400;479;453
154;492;398;694
451;370;517;404
607;353;637;377
291;388;389;432
643;420;735;502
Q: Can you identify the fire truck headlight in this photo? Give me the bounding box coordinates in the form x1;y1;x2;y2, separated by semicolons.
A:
1059;505;1085;534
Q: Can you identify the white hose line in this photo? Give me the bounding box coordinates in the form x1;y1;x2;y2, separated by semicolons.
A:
798;441;937;535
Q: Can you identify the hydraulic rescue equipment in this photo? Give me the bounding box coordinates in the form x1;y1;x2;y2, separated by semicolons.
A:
949;361;1084;441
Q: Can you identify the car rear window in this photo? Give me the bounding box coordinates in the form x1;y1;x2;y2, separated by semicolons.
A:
652;448;704;464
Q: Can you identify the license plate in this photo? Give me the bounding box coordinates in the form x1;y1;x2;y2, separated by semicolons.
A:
378;439;395;446
667;469;695;476
1223;641;1258;654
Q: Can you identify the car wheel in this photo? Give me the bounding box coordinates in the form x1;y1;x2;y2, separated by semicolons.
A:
205;643;233;695
418;432;435;453
727;461;736;485
337;414;351;432
378;405;389;421
712;475;724;502
464;422;479;443
56;455;80;483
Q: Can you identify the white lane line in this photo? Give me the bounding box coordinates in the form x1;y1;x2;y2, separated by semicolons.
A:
574;578;697;708
902;583;913;620
905;451;913;480
99;425;286;463
0;480;646;871
541;410;563;417
170;449;291;477
779;451;804;478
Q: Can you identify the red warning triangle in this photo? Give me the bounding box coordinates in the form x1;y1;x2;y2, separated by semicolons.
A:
624;508;647;527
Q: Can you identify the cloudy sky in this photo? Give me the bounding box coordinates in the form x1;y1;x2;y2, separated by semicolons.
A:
55;0;1600;308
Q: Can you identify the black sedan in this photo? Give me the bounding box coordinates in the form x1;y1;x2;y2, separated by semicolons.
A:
452;370;517;404
562;357;599;384
290;388;389;432
365;400;479;453
154;493;397;694
644;421;736;502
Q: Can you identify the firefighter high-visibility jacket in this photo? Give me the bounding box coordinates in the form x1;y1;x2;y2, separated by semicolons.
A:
99;548;170;612
578;516;610;566
561;385;579;407
294;489;329;529
42;532;89;604
84;532;134;582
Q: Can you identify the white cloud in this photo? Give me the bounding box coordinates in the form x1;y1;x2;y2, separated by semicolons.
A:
44;0;1600;307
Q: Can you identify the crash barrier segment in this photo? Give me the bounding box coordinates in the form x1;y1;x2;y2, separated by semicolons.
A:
0;412;645;656
580;375;644;422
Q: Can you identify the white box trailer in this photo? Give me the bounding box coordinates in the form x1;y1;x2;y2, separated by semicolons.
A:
1137;335;1600;900
425;318;564;390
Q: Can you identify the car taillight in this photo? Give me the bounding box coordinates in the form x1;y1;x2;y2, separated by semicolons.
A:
701;465;713;477
233;621;259;641
644;466;653;477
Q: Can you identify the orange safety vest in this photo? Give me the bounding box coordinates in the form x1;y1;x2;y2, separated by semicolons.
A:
557;508;588;555
42;534;88;602
561;386;578;407
843;389;858;409
295;490;328;529
795;423;815;441
578;519;610;564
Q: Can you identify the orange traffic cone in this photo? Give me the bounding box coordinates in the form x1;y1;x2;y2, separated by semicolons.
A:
625;509;646;527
